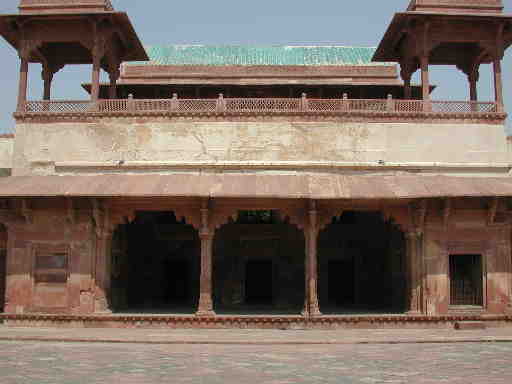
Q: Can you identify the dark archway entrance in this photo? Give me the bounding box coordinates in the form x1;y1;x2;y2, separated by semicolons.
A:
213;210;305;314
318;211;406;314
0;224;6;313
110;212;200;314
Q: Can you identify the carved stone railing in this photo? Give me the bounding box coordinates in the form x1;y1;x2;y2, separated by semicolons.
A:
19;0;114;13
18;97;502;121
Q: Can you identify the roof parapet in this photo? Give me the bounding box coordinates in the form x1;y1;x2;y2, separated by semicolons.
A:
407;0;503;14
18;0;114;14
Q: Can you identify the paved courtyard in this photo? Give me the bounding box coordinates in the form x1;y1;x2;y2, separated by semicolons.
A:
0;341;511;384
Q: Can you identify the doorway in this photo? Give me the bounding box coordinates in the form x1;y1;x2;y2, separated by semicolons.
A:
245;260;273;305
328;259;355;306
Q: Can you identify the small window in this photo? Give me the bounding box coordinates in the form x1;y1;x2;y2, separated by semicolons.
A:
449;254;483;306
34;247;69;284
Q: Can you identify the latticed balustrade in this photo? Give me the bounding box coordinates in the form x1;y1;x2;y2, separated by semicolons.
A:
21;97;501;117
225;98;301;112
25;100;94;113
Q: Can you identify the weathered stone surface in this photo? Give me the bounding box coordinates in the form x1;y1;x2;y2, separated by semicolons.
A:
12;120;509;176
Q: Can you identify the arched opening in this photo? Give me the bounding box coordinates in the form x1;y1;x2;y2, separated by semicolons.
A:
318;211;406;314
213;210;305;315
110;212;200;314
0;224;6;313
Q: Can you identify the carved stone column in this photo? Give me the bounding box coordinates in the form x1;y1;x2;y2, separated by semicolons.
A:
493;58;504;113
91;51;101;102
91;200;113;313
420;55;430;107
109;69;120;99
469;70;479;102
196;200;215;317
90;25;105;103
303;200;321;317
405;231;422;314
42;64;53;101
94;227;113;313
17;56;29;112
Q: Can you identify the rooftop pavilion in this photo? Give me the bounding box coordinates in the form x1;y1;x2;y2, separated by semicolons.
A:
0;0;509;121
373;0;512;112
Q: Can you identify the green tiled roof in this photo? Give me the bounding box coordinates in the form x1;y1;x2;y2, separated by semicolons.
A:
131;45;386;66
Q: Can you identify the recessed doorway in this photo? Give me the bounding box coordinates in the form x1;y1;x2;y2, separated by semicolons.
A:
245;260;273;305
328;259;355;306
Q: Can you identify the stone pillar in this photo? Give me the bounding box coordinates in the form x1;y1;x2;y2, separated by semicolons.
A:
303;200;321;317
493;58;504;113
196;200;215;316
469;71;478;102
420;55;431;111
91;53;101;102
17;57;29;112
42;67;52;101
108;69;119;100
405;231;422;314
94;227;113;313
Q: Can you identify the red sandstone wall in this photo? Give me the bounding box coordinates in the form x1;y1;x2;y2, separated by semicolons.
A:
0;228;6;311
424;211;512;316
4;206;95;314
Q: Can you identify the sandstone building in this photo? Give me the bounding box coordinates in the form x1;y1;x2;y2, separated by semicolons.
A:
0;0;511;328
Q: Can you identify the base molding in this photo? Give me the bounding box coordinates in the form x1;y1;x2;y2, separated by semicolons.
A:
1;313;511;329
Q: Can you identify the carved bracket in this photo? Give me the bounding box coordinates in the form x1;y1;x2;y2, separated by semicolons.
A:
20;199;33;225
66;198;76;225
443;198;452;229
409;199;427;234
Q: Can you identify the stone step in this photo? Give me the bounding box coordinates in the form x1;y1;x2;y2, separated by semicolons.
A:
454;321;487;330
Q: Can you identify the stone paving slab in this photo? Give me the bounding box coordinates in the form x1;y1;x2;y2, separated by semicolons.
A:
1;341;512;384
1;326;512;345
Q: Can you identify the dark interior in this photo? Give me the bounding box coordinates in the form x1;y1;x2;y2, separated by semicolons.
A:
319;211;406;314
213;210;305;314
245;260;274;304
110;212;200;313
449;254;483;306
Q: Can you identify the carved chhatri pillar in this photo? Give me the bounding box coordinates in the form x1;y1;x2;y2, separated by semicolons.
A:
41;63;63;101
91;48;102;102
109;70;119;100
90;23;106;103
420;55;430;106
405;231;422;314
469;70;479;102
196;199;215;317
17;56;29;112
493;58;504;113
404;77;412;100
303;200;321;317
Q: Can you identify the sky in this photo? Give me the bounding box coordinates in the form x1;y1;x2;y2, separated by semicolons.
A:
0;0;511;133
